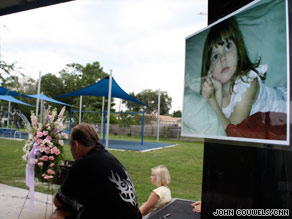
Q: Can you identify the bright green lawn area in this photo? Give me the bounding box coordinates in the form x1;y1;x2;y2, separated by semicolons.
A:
0;136;203;205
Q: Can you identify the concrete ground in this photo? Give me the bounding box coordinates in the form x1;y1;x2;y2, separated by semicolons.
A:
0;183;56;219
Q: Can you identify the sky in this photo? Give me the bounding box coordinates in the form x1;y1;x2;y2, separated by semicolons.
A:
0;0;207;113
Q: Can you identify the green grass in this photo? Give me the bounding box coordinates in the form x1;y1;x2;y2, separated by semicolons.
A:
0;137;203;205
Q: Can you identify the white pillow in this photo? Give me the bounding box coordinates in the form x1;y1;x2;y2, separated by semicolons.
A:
182;89;226;137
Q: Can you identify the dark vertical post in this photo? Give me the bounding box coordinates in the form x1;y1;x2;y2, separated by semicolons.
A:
201;0;292;218
141;111;145;145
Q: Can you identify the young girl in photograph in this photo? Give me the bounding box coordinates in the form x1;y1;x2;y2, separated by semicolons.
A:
139;165;171;217
201;17;287;130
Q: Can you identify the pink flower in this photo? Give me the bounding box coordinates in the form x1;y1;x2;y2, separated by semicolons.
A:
51;147;60;155
37;139;43;144
37;131;43;138
49;156;54;161
37;162;44;167
49;163;55;167
43;131;48;136
34;159;38;164
31;115;37;126
42;173;53;180
44;147;51;154
40;155;48;161
47;169;55;175
34;136;38;141
45;124;51;130
46;135;52;141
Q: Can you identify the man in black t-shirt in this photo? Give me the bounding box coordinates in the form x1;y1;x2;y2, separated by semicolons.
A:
50;123;142;219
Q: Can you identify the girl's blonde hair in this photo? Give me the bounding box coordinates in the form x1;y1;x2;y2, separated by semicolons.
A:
200;17;261;94
152;165;170;187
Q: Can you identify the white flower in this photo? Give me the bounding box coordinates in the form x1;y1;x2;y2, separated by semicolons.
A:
50;109;57;122
22;154;28;161
58;107;66;119
62;133;68;139
49;142;54;148
58;140;64;146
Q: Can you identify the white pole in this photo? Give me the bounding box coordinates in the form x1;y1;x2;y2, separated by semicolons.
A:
101;96;105;138
40;93;44;123
36;71;41;118
157;89;161;142
105;70;112;148
79;95;83;124
7;101;11;129
119;99;122;112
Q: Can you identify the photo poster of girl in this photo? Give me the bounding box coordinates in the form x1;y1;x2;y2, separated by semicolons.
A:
181;0;290;145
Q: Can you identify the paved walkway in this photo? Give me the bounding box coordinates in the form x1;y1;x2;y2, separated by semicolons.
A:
0;183;56;219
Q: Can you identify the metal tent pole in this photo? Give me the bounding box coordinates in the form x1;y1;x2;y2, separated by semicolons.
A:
157;89;161;142
36;71;41;118
79;95;82;124
141;110;145;145
101;96;105;142
105;71;112;148
7;101;11;129
40;93;44;123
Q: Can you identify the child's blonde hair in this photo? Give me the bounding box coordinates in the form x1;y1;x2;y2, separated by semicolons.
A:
152;165;170;187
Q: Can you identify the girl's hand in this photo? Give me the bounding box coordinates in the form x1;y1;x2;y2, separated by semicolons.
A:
210;77;222;93
210;76;223;108
202;76;215;100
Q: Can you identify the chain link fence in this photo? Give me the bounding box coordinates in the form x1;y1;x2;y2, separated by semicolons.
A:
109;124;181;139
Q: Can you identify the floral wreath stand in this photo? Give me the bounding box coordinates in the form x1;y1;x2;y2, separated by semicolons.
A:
18;181;56;219
18;161;72;219
19;106;69;218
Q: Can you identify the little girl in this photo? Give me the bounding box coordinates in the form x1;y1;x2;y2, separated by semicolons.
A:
201;17;287;130
139;165;171;217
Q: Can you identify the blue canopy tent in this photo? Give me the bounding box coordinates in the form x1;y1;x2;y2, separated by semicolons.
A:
25;93;72;127
56;76;147;147
0;87;31;129
0;86;29;97
0;95;33;106
27;94;72;106
56;76;147;106
0;95;33;130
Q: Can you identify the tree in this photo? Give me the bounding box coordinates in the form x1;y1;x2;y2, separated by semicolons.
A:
0;60;119;125
41;73;64;98
0;60;15;85
172;110;182;118
40;61;116;125
117;112;137;127
123;89;172;115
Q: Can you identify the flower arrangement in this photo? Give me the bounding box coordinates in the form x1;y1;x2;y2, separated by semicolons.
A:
23;106;68;182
